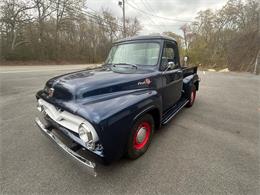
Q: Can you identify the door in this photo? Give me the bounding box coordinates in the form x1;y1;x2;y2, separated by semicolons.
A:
160;41;183;111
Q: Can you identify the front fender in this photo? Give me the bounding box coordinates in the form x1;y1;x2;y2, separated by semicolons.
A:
76;89;162;163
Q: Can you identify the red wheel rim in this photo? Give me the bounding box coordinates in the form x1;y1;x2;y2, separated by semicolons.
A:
133;122;151;150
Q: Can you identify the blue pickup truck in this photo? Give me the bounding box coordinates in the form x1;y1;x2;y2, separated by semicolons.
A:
35;35;199;175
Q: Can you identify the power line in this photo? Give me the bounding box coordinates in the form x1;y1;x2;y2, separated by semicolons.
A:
143;0;156;13
70;6;124;29
47;3;120;30
86;6;101;14
126;0;155;26
82;7;123;27
141;0;155;13
140;0;168;31
83;6;125;31
125;1;193;23
139;0;156;25
67;6;124;32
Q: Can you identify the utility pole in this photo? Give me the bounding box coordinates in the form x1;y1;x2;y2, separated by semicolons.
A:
254;50;259;75
254;12;259;75
118;0;126;38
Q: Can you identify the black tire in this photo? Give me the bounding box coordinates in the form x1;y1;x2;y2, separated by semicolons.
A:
127;114;154;159
186;85;196;107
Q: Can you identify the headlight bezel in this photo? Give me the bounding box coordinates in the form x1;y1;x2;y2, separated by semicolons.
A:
78;123;93;142
78;122;97;150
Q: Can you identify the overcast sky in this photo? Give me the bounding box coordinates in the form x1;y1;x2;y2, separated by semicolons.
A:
86;0;228;35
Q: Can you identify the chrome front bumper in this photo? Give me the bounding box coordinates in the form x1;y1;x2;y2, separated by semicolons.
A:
35;117;97;177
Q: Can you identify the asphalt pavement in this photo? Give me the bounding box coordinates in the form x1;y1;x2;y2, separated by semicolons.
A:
0;66;259;194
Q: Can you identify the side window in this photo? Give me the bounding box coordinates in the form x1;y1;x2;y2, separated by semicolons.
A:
163;47;174;62
161;42;178;71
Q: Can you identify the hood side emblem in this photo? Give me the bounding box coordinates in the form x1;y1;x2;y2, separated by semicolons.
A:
138;78;152;86
145;78;151;85
48;88;54;97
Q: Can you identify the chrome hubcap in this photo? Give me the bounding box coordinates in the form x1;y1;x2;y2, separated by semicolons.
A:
136;127;147;143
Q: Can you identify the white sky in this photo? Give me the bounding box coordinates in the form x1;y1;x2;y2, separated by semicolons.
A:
86;0;228;36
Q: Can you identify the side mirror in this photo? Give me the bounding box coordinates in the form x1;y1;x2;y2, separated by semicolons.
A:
184;56;188;66
168;61;174;68
164;61;175;71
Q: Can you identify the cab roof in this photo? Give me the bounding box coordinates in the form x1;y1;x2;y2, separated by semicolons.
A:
114;35;177;44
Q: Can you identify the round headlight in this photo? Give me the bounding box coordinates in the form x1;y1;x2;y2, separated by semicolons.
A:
78;123;93;143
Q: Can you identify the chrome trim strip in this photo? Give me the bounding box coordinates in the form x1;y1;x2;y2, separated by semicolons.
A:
162;100;189;125
35;117;97;177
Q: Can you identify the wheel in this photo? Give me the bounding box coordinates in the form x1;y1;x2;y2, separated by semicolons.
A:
127;114;154;159
186;85;196;107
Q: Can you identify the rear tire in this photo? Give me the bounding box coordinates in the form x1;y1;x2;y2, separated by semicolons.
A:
186;85;196;107
127;114;154;159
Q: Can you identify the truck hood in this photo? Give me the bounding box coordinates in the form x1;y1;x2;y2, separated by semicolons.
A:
45;68;155;101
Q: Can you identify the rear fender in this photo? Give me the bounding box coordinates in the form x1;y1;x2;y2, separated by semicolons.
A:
183;74;199;97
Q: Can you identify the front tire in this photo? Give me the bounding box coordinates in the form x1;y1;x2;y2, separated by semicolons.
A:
127;114;154;159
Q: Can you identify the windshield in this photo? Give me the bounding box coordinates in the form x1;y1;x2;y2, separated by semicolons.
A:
106;42;160;66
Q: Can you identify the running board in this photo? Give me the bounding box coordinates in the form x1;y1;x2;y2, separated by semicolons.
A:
161;99;189;125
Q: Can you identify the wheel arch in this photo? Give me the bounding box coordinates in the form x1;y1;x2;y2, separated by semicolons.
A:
133;106;161;131
183;74;199;97
147;108;161;130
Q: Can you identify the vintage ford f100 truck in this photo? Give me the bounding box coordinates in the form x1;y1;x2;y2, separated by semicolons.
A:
35;35;200;176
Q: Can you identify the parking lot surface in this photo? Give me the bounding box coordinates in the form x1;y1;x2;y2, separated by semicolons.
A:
0;66;259;194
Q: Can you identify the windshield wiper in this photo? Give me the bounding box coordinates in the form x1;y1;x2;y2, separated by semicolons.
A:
112;63;138;69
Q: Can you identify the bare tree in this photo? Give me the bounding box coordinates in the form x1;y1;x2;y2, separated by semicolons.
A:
188;0;260;71
1;0;34;58
0;0;142;62
33;0;54;58
125;17;142;37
